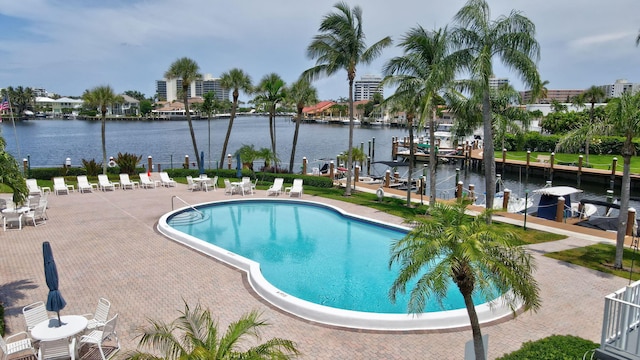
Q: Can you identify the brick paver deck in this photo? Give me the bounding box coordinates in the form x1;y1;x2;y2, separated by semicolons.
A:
0;183;628;359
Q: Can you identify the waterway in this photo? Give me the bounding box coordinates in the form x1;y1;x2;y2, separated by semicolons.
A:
0;116;634;204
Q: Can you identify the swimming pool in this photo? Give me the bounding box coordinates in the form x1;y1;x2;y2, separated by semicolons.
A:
158;198;517;330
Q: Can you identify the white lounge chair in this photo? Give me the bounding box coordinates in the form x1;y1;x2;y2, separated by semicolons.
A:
83;297;111;332
159;172;176;187
97;174;117;191
53;177;74;195
38;338;76;360
77;175;97;193
23;301;49;332
288;178;303;198
26;179;42;196
78;314;120;360
266;178;284;196
138;173;156;189
1;331;36;360
119;174;138;190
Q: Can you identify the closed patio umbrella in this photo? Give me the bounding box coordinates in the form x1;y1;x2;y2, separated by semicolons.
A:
43;241;66;326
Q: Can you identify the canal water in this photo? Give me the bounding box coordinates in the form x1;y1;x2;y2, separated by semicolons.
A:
0;116;634;206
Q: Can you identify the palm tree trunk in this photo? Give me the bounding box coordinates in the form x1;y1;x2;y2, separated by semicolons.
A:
483;89;495;223
101;110;107;175
429;111;437;207
464;292;486;360
406;115;414;206
184;92;201;170
220;100;238;168
345;79;354;196
289;108;303;173
614;154;632;269
270;108;277;171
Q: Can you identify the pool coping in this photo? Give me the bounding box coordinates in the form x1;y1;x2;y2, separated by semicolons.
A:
157;197;519;331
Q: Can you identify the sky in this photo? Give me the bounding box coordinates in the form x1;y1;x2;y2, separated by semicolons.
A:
0;0;639;102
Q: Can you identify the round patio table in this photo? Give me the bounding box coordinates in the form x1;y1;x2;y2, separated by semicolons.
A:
30;315;88;341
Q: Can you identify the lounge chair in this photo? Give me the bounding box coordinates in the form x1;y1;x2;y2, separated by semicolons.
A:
38;338;76;360
1;331;36;360
119;174;138;190
53;177;74;195
139;173;156;189
288;178;303;198
78;314;120;360
83;298;111;332
23;301;49;332
159;172;176;187
26;179;42;196
266;178;284;196
97;174;117;191
77;175;97;193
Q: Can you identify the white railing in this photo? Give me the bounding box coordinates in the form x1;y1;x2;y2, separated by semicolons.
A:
600;280;640;359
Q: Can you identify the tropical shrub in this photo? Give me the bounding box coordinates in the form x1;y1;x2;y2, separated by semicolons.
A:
115;152;143;175
497;335;599;360
81;158;102;176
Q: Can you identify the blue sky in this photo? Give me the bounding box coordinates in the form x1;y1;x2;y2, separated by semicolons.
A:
0;0;639;102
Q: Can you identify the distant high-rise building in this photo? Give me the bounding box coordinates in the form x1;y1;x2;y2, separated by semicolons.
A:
488;75;509;91
354;75;382;101
520;89;585;104
598;79;640;98
156;74;229;102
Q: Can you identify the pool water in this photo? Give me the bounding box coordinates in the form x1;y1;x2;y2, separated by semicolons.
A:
167;200;498;314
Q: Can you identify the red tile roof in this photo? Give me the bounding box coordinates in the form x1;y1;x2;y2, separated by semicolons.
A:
303;101;335;114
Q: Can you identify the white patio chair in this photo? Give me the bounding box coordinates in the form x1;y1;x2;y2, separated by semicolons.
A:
241;178;253;195
1;331;36;360
23;301;49;332
138;173;156;189
159;172;176;187
119;174;138;190
288;179;304;198
38;338;76;360
83;298;111;332
26;179;42;196
223;179;237;195
97;175;116;191
266;178;284;196
78;314;120;360
53;177;74;195
205;176;218;191
76;175;96;193
24;200;47;227
186;176;197;191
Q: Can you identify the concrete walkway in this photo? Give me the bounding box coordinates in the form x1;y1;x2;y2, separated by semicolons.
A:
0;183;629;359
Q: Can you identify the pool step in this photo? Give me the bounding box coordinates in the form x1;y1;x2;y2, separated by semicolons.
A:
169;212;209;226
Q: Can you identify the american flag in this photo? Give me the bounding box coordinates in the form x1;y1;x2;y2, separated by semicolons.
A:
0;97;9;110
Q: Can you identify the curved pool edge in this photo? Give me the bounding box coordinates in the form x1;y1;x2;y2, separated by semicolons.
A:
157;197;519;331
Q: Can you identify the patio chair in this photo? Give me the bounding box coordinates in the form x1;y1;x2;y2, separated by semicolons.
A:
77;175;97;193
266;178;284;196
53;177;74;195
223;179;238;195
205;176;218;191
24;200;47;227
287;179;303;198
83;298;111;332
38;338;76;360
119;174;138;190
159;172;176;187
139;173;156;189
1;331;36;360
23;301;49;332
186;176;197;191
26;179;42;196
97;175;117;191
241;178;254;195
78;314;120;360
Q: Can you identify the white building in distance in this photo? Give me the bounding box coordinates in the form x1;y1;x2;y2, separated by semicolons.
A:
354;75;382;101
156;73;229;102
598;79;640;98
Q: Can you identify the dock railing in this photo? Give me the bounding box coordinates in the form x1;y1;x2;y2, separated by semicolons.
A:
598;280;640;360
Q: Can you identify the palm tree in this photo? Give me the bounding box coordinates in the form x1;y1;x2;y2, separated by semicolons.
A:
288;78;318;173
383;26;460;207
607;92;640;269
491;84;531;150
165;57;202;171
0;137;28;206
389;201;540;360
451;0;541;213
304;2;392;195
254;73;287;171
201;91;218;169
125;302;300;359
82;85;124;174
219;68;252;169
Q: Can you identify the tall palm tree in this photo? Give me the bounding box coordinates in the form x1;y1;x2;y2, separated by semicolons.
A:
288;78;318;173
607;92;640;269
165;57;202;171
451;0;541;213
581;85;606;164
383;26;460;207
125;302;300;359
254;73;287;171
304;2;392;195
389;201;540;360
82;85;123;174
201;91;218;169
491;84;531;150
219;68;252;169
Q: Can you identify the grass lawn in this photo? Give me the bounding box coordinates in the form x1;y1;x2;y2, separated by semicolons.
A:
496;151;640;173
546;242;640;282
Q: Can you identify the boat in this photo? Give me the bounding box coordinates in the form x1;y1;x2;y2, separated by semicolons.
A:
493;191;534;213
531;185;597;220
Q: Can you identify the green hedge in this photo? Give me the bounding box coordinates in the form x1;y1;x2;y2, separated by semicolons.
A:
497;335;599;360
500;132;640;155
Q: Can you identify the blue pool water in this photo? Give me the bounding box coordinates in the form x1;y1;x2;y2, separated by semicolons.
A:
167;200;498;314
